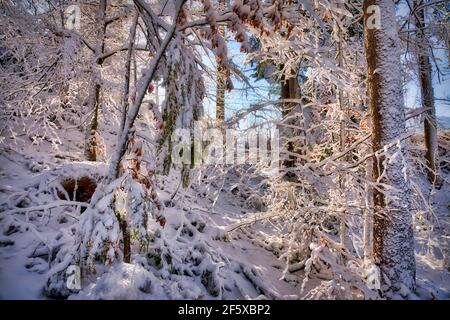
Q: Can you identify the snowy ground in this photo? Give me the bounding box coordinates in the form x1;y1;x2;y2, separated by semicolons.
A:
413;177;450;299
0;139;449;299
0;144;303;299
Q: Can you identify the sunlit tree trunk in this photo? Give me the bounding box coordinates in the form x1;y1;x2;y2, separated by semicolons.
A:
216;63;226;127
216;0;226;129
364;0;416;294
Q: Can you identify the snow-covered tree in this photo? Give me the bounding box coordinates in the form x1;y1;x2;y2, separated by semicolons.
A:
364;0;416;295
1;0;448;301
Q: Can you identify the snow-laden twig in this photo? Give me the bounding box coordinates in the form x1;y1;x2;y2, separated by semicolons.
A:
108;0;186;180
2;200;88;215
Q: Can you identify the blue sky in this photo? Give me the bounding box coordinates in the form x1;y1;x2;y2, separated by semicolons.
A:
203;31;449;128
404;45;449;118
201;1;450;125
399;1;449;119
202;39;277;129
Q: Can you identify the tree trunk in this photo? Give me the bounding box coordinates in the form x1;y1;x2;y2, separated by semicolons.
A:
216;65;226;126
120;13;138;132
280;67;299;173
363;138;373;263
86;0;107;161
414;0;438;183
216;0;226;129
117;215;131;263
364;0;416;294
337;22;347;247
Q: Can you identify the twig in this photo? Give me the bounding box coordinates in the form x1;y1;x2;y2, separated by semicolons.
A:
2;200;88;215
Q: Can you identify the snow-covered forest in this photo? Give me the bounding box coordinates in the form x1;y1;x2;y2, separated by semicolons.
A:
0;0;449;300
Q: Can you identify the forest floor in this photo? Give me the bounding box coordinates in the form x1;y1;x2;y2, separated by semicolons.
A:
0;141;304;299
0;133;449;299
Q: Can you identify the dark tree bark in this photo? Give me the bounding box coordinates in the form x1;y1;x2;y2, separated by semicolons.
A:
86;0;107;162
215;0;226;129
216;65;226;125
280;67;300;174
414;0;438;183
